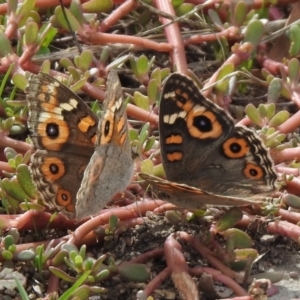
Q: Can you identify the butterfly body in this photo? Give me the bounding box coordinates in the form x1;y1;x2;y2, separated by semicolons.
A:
140;73;277;207
26;72;133;220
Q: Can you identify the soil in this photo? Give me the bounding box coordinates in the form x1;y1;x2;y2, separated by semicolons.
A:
56;213;300;299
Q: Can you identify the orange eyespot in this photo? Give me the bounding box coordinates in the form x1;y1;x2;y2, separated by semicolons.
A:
40;157;65;182
38;118;69;151
223;137;249;158
100;113;114;144
243;163;264;180
186;108;222;139
56;188;72;206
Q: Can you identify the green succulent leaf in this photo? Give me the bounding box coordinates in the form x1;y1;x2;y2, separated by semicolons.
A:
69;285;91;299
52;249;69;266
289;24;300;56
215;63;234;93
108;54;131;69
0;33;14;56
144;136;156;152
7;228;19;244
140;159;154;175
79;245;87;260
172;0;184;8
133;91;150;111
70;250;79;263
82;0;113;13
129;128;139;141
161;68;171;82
16;0;35;18
109;215;118;230
147;79;159;104
267;78;282;103
2;177;30;203
265;103;276;120
24;22;38;45
268;110;290;127
175;3;195;16
12;73;28;91
233;248;258;260
245;104;263;127
84;257;94;271
39;23;58;48
62;243;79;253
152;163;166;177
19;202;45;212
49;266;77;282
215;207;243;232
16;164;37;199
70;77;87;93
150;68;162;83
94;269;110;281
60;57;75;69
208;9;223;29
265;131;285;148
16;249;36;261
2;250;13;260
4;235;14;250
138;9;153;26
41;61;51;73
283;194;300;209
54;6;81;32
68;67;81;83
77;50;93;72
233;1;247;27
90;286;107;293
244;20;264;47
136;55;150;75
118;263;150;282
248;271;284;284
59;271;92;299
257;104;267;118
8;244;16;253
222;228;253;251
91;254;106;274
70;0;85;24
288;58;300;85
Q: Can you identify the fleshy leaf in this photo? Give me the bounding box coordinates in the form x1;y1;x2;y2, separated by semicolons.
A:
245;103;263;126
215;207;243;232
289;24;300;56
243;20;264;47
140;159;154;175
215;63;234;93
267;78;282;103
82;0;113;13
133;91;150;111
288;58;299;85
118;263;150;282
268;110;289;127
16;164;37;199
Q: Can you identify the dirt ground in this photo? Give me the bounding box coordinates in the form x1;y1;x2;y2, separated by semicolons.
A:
90;213;300;300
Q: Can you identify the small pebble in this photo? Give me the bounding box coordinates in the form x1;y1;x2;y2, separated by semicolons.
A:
260;235;276;244
289;271;299;279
